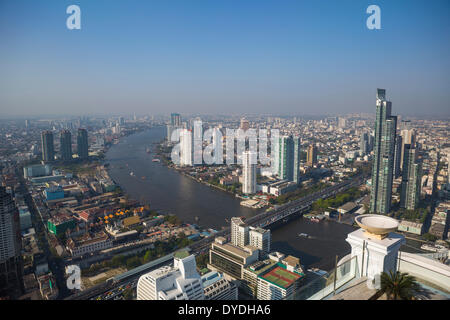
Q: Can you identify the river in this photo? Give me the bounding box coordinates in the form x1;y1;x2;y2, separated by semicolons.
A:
105;127;356;270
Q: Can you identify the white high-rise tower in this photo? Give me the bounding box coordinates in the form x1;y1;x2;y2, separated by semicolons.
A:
242;151;257;194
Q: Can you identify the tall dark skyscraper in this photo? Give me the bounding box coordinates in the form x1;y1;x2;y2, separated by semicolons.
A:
393;134;402;179
370;89;397;214
60;129;72;161
0;187;23;298
41;130;55;162
400;145;422;210
77;128;89;159
359;132;369;156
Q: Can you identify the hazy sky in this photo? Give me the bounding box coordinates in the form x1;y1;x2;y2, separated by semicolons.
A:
0;0;449;117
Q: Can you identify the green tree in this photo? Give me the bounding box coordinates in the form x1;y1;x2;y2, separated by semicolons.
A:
380;271;420;300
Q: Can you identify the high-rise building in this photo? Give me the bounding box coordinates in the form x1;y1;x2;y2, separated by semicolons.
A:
171;113;181;126
359;132;369;156
77;128;89;159
370;89;397;214
400;128;416;171
368;134;374;152
338;117;347;129
41;130;55;162
277;136;301;184
249;227;271;258
293;137;301;184
137;252;204;300
179;129;193;166
278;136;293;180
0;187;23;298
231;217;249;247
393;134;402;179
167;113;184;142
400;145;422;210
60;129;72;161
242;151;257;194
307;144;318;166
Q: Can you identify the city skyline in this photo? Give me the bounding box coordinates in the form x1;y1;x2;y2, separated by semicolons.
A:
0;0;449;304
1;0;450;117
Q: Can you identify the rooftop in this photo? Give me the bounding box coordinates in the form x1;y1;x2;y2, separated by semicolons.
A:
260;263;303;289
174;250;190;259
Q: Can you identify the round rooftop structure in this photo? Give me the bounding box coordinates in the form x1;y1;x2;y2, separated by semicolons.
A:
355;214;399;239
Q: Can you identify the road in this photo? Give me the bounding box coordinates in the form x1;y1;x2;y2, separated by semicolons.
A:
16;168;70;299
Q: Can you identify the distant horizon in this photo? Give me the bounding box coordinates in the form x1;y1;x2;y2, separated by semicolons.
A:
1;1;449;117
1;111;449;121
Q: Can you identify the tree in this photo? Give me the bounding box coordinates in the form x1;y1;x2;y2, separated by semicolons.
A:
143;250;153;263
380;271;420;300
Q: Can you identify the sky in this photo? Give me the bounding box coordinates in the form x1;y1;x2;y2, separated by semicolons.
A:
0;0;449;117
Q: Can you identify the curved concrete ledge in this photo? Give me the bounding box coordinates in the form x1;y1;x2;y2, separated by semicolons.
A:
398;251;450;292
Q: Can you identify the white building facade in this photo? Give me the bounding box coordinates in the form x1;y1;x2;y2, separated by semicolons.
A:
242;151;257;194
137;254;205;300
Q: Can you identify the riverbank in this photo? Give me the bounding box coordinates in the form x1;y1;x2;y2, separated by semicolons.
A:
104;128;359;271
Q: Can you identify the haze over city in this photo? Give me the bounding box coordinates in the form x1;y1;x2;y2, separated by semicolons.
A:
1;0;449;117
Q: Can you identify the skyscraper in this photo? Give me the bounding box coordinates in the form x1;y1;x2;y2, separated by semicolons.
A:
249;227;271;258
400;145;422;210
167;113;183;141
278;136;301;184
400;128;416;171
359;132;369;156
41;130;55;162
179;129;193;166
171;113;181;126
393;134;402;179
77;128;89;159
307;144;318;166
231;217;249;247
60;129;72;161
293;137;301;184
370;89;397;214
0;187;23;297
242;151;257;194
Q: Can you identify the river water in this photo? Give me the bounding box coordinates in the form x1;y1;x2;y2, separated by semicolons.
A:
105;127;355;270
